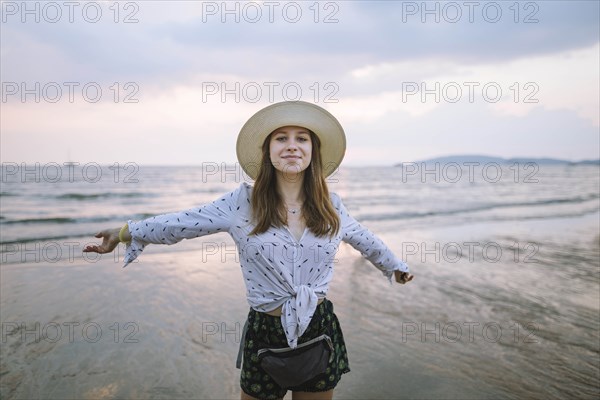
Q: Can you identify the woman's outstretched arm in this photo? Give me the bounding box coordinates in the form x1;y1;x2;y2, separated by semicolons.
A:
332;192;414;285
83;183;247;266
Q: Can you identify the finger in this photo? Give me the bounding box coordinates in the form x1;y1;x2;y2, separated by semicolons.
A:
94;232;103;238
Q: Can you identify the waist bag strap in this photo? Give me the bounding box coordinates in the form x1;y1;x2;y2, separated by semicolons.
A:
236;318;249;369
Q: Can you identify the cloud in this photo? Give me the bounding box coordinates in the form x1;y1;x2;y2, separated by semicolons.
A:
2;1;599;84
331;43;600;128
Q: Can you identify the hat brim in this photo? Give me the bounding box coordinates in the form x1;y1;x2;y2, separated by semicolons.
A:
236;101;346;180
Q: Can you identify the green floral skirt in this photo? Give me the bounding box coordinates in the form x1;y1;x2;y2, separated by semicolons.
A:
240;299;351;399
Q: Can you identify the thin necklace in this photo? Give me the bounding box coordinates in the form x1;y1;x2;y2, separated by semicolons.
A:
285;203;302;215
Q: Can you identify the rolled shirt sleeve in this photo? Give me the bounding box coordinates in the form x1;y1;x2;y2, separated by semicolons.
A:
333;193;409;282
122;184;243;267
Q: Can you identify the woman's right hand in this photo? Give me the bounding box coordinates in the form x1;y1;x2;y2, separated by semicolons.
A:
83;228;122;254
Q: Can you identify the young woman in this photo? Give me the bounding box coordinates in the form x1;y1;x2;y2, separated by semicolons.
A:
84;101;414;400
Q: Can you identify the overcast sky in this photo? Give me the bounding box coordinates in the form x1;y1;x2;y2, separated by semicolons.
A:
2;0;599;166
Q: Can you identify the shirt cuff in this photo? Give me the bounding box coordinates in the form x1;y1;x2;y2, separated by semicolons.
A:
383;260;410;284
122;220;147;268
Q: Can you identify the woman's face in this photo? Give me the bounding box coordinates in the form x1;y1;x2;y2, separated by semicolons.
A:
269;126;312;177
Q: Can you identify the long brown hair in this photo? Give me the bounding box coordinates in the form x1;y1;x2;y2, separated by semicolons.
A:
250;130;340;238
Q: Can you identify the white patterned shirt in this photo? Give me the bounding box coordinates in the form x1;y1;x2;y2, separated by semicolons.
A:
123;182;409;348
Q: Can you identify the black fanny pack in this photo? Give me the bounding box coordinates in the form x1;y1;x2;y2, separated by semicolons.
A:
236;307;334;389
236;303;334;389
257;334;333;389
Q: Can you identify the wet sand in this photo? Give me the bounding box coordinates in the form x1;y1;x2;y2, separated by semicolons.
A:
1;211;599;399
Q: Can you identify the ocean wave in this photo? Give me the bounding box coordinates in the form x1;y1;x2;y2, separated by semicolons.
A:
357;195;599;222
3;217;75;225
56;192;145;200
1;216;119;225
0;234;82;246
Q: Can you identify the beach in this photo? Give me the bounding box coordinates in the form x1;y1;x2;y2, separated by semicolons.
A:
1;164;599;399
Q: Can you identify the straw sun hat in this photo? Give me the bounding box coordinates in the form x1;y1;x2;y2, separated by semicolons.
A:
236;101;346;180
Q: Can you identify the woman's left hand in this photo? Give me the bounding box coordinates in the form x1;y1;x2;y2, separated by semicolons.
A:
394;270;414;284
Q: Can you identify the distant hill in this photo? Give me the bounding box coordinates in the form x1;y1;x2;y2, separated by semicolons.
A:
395;155;600;166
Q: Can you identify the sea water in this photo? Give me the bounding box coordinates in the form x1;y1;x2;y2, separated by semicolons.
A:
1;163;598;399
